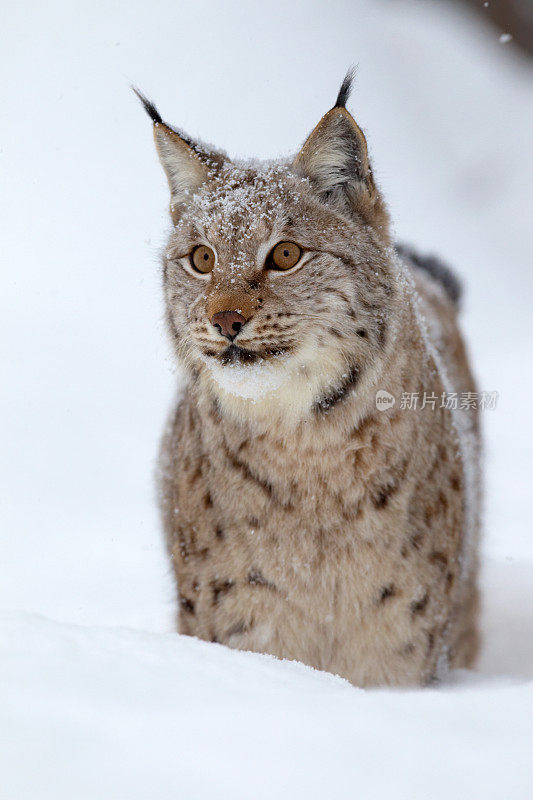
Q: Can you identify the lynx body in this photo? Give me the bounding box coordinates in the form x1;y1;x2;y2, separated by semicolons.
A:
138;76;480;686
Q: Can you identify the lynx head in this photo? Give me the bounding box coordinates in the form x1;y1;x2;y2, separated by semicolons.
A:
136;73;398;426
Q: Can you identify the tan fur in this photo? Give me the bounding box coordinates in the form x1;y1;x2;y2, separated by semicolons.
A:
147;93;481;687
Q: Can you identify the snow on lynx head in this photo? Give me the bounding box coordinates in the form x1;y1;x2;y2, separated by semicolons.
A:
136;74;400;423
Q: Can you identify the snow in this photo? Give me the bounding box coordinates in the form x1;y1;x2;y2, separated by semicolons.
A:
2;559;533;800
1;0;533;797
205;355;292;400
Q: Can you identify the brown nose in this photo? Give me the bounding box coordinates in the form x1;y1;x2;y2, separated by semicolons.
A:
210;310;246;341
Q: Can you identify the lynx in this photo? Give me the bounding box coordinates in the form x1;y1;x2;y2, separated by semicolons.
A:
136;73;480;686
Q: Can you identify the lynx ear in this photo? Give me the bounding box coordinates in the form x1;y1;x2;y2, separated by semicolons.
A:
293;73;389;235
133;88;212;219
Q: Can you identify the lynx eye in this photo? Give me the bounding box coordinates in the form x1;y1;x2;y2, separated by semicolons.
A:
270;241;302;271
191;245;216;274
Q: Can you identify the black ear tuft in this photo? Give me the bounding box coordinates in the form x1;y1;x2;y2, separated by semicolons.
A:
333;68;356;109
132;85;162;124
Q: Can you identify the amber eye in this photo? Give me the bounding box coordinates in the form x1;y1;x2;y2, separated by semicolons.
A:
270;242;302;271
191;245;216;274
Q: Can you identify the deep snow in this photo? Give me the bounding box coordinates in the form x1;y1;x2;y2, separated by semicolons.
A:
1;0;532;798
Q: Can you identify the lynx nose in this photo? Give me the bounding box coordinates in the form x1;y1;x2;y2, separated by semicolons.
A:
210;310;246;342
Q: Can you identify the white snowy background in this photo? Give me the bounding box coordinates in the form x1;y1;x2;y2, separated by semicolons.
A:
1;1;533;797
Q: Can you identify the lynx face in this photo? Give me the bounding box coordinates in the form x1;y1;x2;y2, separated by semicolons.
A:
137;77;396;421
